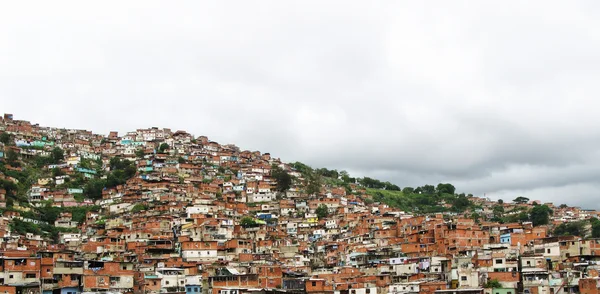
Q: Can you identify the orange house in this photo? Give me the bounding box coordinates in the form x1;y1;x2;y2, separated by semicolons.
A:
257;266;283;288
305;279;334;294
209;273;259;294
579;278;600;294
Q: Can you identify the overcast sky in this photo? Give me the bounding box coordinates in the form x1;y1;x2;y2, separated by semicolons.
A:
2;1;600;208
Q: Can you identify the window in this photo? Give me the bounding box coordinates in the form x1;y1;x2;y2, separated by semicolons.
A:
9;275;13;279
495;259;503;264
26;274;36;278
461;276;467;281
166;281;170;285
312;282;316;287
366;289;370;294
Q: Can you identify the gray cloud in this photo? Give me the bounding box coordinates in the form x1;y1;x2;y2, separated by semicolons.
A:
2;1;600;208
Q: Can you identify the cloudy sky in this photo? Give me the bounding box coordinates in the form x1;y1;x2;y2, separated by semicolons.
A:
2;1;600;208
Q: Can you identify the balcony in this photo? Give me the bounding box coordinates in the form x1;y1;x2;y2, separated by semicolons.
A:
523;279;549;286
147;240;174;250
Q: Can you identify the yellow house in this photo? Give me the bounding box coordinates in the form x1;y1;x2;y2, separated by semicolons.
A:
306;217;318;224
37;177;53;185
67;156;80;166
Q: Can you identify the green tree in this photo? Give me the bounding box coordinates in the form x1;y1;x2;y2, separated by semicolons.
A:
517;212;530;222
436;183;456;195
316;204;329;219
131;203;148;213
6;149;18;165
315;168;338;179
135;149;145;158
52;168;64;179
340;170;354;184
70;206;100;223
39;203;62;224
104;157;136;188
402;187;415;194
553;221;586;237
50;147;64;164
84;178;106;200
530;205;552;226
471;212;481;223
385;183;401;191
360;177;385;189
32;155;52;168
590;218;600;238
10;219;41;235
415;185;435;195
305;172;322;196
158;143;169;153
0;132;11;144
271;166;292;192
497;199;504;204
452;194;471;212
492;205;505;220
291;161;311;175
513;196;529;204
240;216;257;228
485;279;502;289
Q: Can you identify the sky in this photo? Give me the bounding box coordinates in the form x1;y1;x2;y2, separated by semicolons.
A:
2;1;600;208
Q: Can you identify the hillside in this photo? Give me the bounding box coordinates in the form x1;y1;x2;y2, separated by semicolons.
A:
1;113;600;293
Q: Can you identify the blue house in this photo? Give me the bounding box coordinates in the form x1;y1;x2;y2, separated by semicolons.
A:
186;285;201;294
59;287;80;294
500;233;511;244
